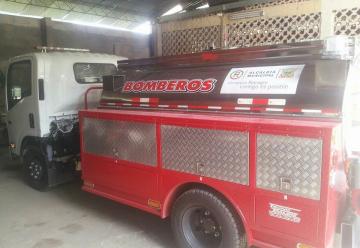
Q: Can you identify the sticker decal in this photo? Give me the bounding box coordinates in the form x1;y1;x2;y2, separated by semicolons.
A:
269;203;301;223
221;65;305;95
122;79;217;93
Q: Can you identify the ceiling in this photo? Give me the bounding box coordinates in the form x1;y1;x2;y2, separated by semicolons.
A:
0;0;262;30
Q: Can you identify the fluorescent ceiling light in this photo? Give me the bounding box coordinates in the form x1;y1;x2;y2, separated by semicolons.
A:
162;4;183;16
133;21;152;35
0;10;151;34
61;13;70;20
52;18;131;31
0;10;42;19
52;18;151;34
196;3;209;9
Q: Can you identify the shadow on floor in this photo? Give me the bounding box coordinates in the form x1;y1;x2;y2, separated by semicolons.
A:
52;181;175;247
0;145;175;248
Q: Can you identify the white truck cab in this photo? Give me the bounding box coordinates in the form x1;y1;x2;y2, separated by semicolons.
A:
5;50;126;189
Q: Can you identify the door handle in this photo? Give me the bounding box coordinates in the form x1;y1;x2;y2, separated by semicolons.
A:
7;120;12;125
29;113;35;128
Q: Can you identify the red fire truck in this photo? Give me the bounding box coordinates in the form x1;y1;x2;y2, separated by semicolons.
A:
80;36;360;248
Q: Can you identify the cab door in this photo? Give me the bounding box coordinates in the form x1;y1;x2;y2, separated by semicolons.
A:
6;57;40;155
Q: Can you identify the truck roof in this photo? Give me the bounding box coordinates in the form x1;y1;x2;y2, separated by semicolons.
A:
116;38;353;69
9;52;123;63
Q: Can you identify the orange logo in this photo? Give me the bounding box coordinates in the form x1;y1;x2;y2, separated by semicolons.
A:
278;68;296;79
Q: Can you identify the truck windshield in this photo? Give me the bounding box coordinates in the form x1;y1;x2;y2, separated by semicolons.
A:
74;63;116;84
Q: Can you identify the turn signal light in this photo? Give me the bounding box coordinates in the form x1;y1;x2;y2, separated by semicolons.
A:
201;52;218;61
148;199;161;210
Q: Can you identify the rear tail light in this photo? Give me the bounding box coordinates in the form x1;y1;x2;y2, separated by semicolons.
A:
352;189;360;215
201;52;218;61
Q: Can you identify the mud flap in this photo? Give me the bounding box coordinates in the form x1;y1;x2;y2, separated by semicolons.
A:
341;215;360;248
356;216;360;248
47;161;76;187
342;158;360;248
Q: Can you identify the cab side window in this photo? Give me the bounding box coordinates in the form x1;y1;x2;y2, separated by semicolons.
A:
7;60;32;110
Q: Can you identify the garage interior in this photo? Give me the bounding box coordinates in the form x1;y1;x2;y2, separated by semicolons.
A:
0;0;360;248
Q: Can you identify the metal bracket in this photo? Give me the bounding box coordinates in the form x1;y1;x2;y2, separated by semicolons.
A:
196;162;205;175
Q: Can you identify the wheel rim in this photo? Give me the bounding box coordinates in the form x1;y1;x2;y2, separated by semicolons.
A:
182;207;222;248
28;159;43;181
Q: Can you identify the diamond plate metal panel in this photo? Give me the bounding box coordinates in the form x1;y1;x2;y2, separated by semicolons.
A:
256;134;322;200
83;118;157;166
161;125;249;185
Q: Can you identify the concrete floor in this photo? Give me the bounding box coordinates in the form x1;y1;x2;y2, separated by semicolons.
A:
0;146;175;248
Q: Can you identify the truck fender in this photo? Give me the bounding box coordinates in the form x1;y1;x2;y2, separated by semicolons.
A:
161;181;253;245
20;136;43;156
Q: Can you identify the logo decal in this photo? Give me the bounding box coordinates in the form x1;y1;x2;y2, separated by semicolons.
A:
269;203;301;223
221;65;305;95
230;70;244;79
122;79;217;93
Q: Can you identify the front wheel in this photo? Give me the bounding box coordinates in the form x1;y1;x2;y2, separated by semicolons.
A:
23;146;48;191
171;188;246;248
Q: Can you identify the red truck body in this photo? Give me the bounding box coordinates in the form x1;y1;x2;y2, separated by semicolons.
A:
79;38;359;248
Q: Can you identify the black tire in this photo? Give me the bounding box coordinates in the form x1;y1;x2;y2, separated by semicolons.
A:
171;188;247;248
23;146;48;191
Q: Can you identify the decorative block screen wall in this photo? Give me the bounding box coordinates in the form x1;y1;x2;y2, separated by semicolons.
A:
158;0;360;56
162;25;221;56
334;8;360;36
226;13;321;48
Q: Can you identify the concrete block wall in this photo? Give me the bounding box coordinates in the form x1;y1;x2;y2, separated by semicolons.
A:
0;14;150;64
45;19;150;59
0;15;42;66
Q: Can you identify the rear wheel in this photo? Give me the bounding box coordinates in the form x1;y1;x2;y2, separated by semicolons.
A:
23;146;48;191
171;188;246;248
